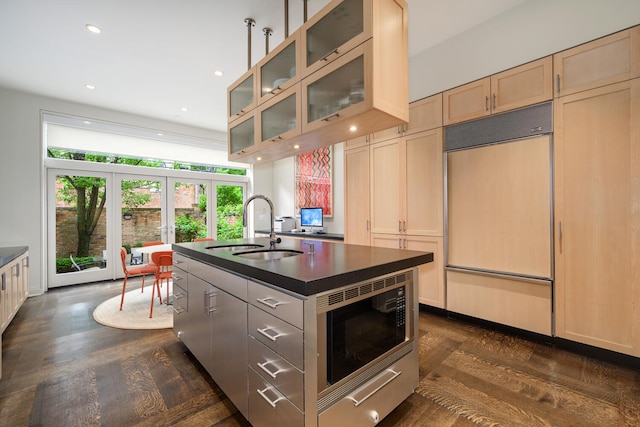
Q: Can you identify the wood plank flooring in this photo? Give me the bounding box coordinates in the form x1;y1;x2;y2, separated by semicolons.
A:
1;280;639;426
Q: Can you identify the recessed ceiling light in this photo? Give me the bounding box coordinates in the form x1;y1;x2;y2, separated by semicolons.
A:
83;120;91;125
256;156;262;161
181;107;189;112
214;70;224;77
293;144;300;149
85;24;102;34
157;133;163;136
85;84;96;90
349;125;357;132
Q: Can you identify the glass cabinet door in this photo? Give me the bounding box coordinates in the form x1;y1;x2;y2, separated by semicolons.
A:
306;53;364;123
258;85;300;144
302;0;369;76
228;68;256;123
257;32;300;105
228;113;255;157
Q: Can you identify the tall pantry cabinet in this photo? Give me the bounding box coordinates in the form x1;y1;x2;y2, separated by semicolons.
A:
553;26;640;356
344;94;445;308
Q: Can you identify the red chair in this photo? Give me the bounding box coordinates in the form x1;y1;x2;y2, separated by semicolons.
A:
119;247;157;311
150;250;173;318
194;237;215;242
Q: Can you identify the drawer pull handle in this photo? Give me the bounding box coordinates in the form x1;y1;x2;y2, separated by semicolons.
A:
256;297;284;309
347;369;401;407
257;326;285;342
172;273;184;281
173;292;185;300
173;306;185;314
257;385;285;408
257;361;286;379
320;48;339;62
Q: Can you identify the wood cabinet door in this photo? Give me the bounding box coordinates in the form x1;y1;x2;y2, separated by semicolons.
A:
404;128;443;236
491;56;553;115
405;236;444;309
443;78;491;125
554;26;640;97
344;145;371;245
370;139;401;234
344;134;369;150
405;93;442;135
554;79;640;356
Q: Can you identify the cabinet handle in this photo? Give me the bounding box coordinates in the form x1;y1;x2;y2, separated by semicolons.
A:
172;273;184;282
15;263;20;278
320;48;339;62
366;219;369;231
320;112;340;122
1;272;5;291
257;385;285;408
256;296;284;309
174;259;185;265
204;290;210;315
346;369;402;407
398;237;402;248
269;135;283;142
257;326;286;342
173;306;185;314
558;221;563;253
492;93;496;110
398;221;402;232
485;96;489;111
556;74;561;94
403;220;406;233
257;361;287;379
269;85;283;95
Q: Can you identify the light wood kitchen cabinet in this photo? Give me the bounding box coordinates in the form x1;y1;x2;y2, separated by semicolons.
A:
370;128;443;236
228;0;408;164
1;251;28;333
371;93;443;143
227;66;257;124
371;234;445;308
228;112;256;160
554;25;640;98
443;56;553;125
554;78;640;356
255;85;301;146
344;143;370;245
256;31;301;106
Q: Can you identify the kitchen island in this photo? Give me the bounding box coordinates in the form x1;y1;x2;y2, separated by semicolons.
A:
172;237;432;427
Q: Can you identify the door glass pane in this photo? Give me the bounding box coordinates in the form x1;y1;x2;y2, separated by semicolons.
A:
261;93;297;141
230;74;254;116
121;179;163;262
54;174;108;274
260;41;297;97
216;185;245;239
174;182;208;242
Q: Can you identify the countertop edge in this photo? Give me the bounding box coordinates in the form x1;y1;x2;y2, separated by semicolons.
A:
0;246;29;269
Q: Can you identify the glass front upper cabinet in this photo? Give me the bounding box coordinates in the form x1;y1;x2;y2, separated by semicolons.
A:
301;0;371;76
257;31;301;105
228;113;256;159
227;67;256;123
304;44;367;127
257;85;300;144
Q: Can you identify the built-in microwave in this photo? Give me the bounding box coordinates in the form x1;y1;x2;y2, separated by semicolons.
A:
315;270;415;397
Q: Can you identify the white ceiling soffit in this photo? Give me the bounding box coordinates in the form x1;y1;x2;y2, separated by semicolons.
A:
1;1;527;134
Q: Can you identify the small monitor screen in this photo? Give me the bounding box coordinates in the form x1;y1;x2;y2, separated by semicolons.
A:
300;207;323;227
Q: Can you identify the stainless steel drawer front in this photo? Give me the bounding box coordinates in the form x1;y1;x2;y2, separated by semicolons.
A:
248;367;303;427
248;305;304;369
249;335;304;410
249;280;303;328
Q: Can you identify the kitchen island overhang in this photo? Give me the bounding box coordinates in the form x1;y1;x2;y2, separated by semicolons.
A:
172;237;433;296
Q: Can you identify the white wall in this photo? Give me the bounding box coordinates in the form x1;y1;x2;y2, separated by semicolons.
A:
409;0;640;101
252;143;344;234
0;86;228;296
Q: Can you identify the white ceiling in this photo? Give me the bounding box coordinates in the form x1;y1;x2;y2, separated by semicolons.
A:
0;0;526;134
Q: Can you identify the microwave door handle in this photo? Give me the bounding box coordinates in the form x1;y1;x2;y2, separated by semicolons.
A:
346;369;402;407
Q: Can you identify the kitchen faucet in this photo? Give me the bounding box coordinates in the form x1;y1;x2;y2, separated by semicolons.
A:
242;194;281;249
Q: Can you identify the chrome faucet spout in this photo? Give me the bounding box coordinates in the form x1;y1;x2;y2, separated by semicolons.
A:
242;194;281;249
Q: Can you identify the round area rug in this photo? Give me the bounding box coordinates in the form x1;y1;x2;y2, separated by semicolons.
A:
93;284;173;330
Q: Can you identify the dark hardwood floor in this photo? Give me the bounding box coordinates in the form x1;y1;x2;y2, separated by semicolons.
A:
1;280;639;426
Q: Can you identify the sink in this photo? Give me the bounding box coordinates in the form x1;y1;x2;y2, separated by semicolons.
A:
207;244;264;251
233;249;304;260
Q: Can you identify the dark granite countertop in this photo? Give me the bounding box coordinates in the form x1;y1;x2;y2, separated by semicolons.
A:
0;246;28;269
173;238;433;296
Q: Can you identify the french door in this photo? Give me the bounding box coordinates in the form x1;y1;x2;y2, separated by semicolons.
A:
47;167;246;288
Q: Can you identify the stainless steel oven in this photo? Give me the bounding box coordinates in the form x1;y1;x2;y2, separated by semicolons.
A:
315;269;418;426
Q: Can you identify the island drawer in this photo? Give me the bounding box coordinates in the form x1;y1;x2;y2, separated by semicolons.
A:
248;280;303;329
248;305;304;370
248;366;303;427
190;259;248;300
249;335;304;410
173;253;189;271
173;283;188;312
